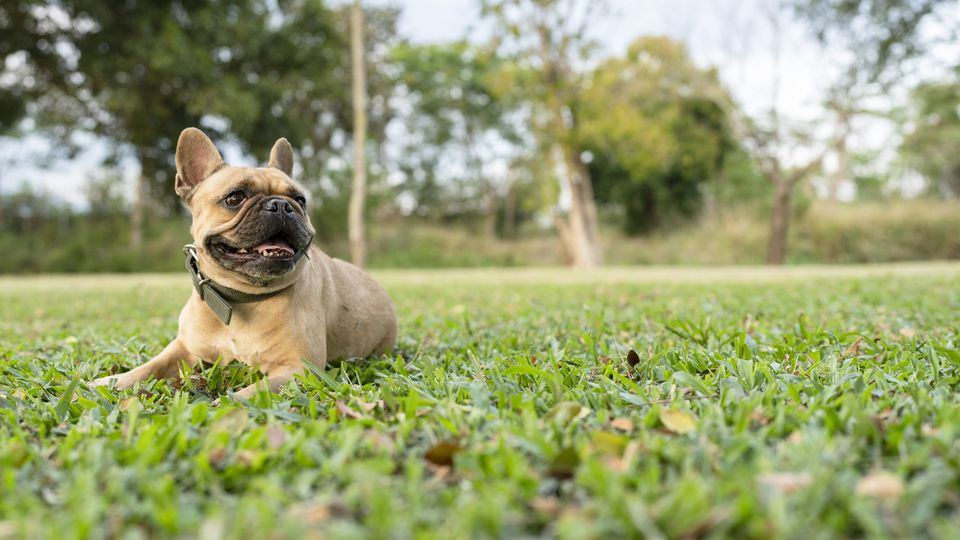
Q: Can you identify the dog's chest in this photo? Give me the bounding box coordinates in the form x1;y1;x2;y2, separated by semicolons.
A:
212;323;295;368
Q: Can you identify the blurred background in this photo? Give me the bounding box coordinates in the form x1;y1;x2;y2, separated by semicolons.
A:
0;0;958;272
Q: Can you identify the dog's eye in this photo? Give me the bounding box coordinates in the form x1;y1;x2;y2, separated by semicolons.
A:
223;190;247;208
293;195;307;208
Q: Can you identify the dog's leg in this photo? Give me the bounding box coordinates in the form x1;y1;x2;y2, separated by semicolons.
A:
228;363;305;402
91;339;196;390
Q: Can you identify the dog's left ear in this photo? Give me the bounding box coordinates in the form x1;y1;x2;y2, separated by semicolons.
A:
267;138;294;177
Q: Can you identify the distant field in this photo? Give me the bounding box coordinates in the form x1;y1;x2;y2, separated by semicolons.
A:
2;264;960;538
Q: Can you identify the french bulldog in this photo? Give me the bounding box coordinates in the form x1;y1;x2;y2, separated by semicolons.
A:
92;128;397;401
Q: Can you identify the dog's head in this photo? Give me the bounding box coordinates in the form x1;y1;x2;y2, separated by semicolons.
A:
175;127;315;290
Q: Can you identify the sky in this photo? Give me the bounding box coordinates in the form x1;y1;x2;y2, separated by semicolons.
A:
3;0;953;205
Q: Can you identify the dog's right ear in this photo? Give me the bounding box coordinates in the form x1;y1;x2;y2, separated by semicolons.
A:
175;127;225;201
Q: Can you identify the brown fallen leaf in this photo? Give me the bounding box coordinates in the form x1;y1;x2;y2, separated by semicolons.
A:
287;500;351;525
424;441;462;467
609;417;634;432
118;397;140;412
265;425;287;449
335;400;363;420
749;408;770;426
758;472;812;494
588;431;628;457
548;447;580;479
605;440;642;473
208;447;229;468
626;349;641;367
234;450;255;467
842;337;864;358
660;409;697;434
364;430;396;454
545;401;591;425
429;465;452;482
356;399;380;412
211;409;248;434
530;496;561;517
856;471;904;499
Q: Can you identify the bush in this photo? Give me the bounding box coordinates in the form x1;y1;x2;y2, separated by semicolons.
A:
4;200;960;272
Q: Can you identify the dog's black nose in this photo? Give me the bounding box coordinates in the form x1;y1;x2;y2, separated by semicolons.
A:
263;197;295;215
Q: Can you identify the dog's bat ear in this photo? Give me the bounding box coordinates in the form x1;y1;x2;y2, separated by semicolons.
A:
175;127;225;201
267;137;294;177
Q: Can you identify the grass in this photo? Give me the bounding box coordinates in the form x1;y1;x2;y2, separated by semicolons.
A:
2;264;960;538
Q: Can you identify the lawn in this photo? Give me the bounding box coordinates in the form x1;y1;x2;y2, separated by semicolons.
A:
2;264;960;539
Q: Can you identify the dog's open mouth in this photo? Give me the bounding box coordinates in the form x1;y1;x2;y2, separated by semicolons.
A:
210;234;298;261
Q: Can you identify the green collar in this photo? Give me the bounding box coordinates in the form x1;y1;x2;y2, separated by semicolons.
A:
183;244;292;325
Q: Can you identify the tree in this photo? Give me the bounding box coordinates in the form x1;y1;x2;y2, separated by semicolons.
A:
284;4;401;242
480;0;605;268
1;0;343;249
348;0;367;268
726;3;834;265
390;42;520;233
795;0;958;85
794;0;958;202
578;37;734;234
750;128;827;265
900;73;960;196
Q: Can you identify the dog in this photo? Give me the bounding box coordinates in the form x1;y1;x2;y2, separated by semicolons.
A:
92;128;397;401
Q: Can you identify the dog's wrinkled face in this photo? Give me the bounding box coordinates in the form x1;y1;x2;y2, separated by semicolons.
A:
174;128;315;288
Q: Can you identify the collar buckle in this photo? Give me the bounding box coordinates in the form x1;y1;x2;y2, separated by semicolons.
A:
182;243;293;326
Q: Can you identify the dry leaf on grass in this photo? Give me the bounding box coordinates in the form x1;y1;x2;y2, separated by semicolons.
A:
356;399;381;412
207;447;229;468
856;471;904;499
530;496;561;517
287;501;351;525
265;425;287;449
758;472;812;494
660;409;697;434
118;397;140;412
424;441;462;467
842;337;864;358
545;401;591;425
548;447;580;479
609;417;634;432
335;400;363;420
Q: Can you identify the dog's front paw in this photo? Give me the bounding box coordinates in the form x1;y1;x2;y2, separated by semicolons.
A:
90;374;134;390
90;375;116;388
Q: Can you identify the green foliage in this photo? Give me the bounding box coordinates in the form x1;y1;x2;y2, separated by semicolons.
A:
795;0;957;83
580;37;735;234
389;41;519;219
5;193;960;271
899;72;960;196
2;0;343;210
604;199;960;265
3;268;960;536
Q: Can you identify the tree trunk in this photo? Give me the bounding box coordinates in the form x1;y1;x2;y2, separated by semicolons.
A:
828;131;849;200
348;0;367;268
560;145;601;269
483;185;498;239
129;173;145;253
766;179;791;265
503;183;517;239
